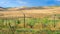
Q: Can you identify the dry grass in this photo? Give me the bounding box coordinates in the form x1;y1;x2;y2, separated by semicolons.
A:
0;7;60;34
0;7;60;18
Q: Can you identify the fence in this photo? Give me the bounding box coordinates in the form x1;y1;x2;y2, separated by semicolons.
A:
0;11;60;34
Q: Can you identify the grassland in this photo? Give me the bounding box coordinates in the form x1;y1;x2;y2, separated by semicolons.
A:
0;7;60;34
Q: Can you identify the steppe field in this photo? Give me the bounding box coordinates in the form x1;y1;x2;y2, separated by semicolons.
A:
0;7;60;34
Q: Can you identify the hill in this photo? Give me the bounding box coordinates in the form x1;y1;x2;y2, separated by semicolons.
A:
0;6;60;18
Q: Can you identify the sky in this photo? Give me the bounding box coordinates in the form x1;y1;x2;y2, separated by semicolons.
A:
0;0;60;7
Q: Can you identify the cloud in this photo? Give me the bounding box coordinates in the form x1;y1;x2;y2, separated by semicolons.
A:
0;0;28;5
0;0;29;7
16;0;28;4
55;0;60;1
0;1;8;6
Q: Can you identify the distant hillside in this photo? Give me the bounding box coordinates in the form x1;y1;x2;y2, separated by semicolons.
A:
0;6;60;18
0;6;60;11
0;7;6;11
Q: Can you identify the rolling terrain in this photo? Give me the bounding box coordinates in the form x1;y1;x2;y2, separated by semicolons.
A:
0;7;60;34
0;7;60;18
